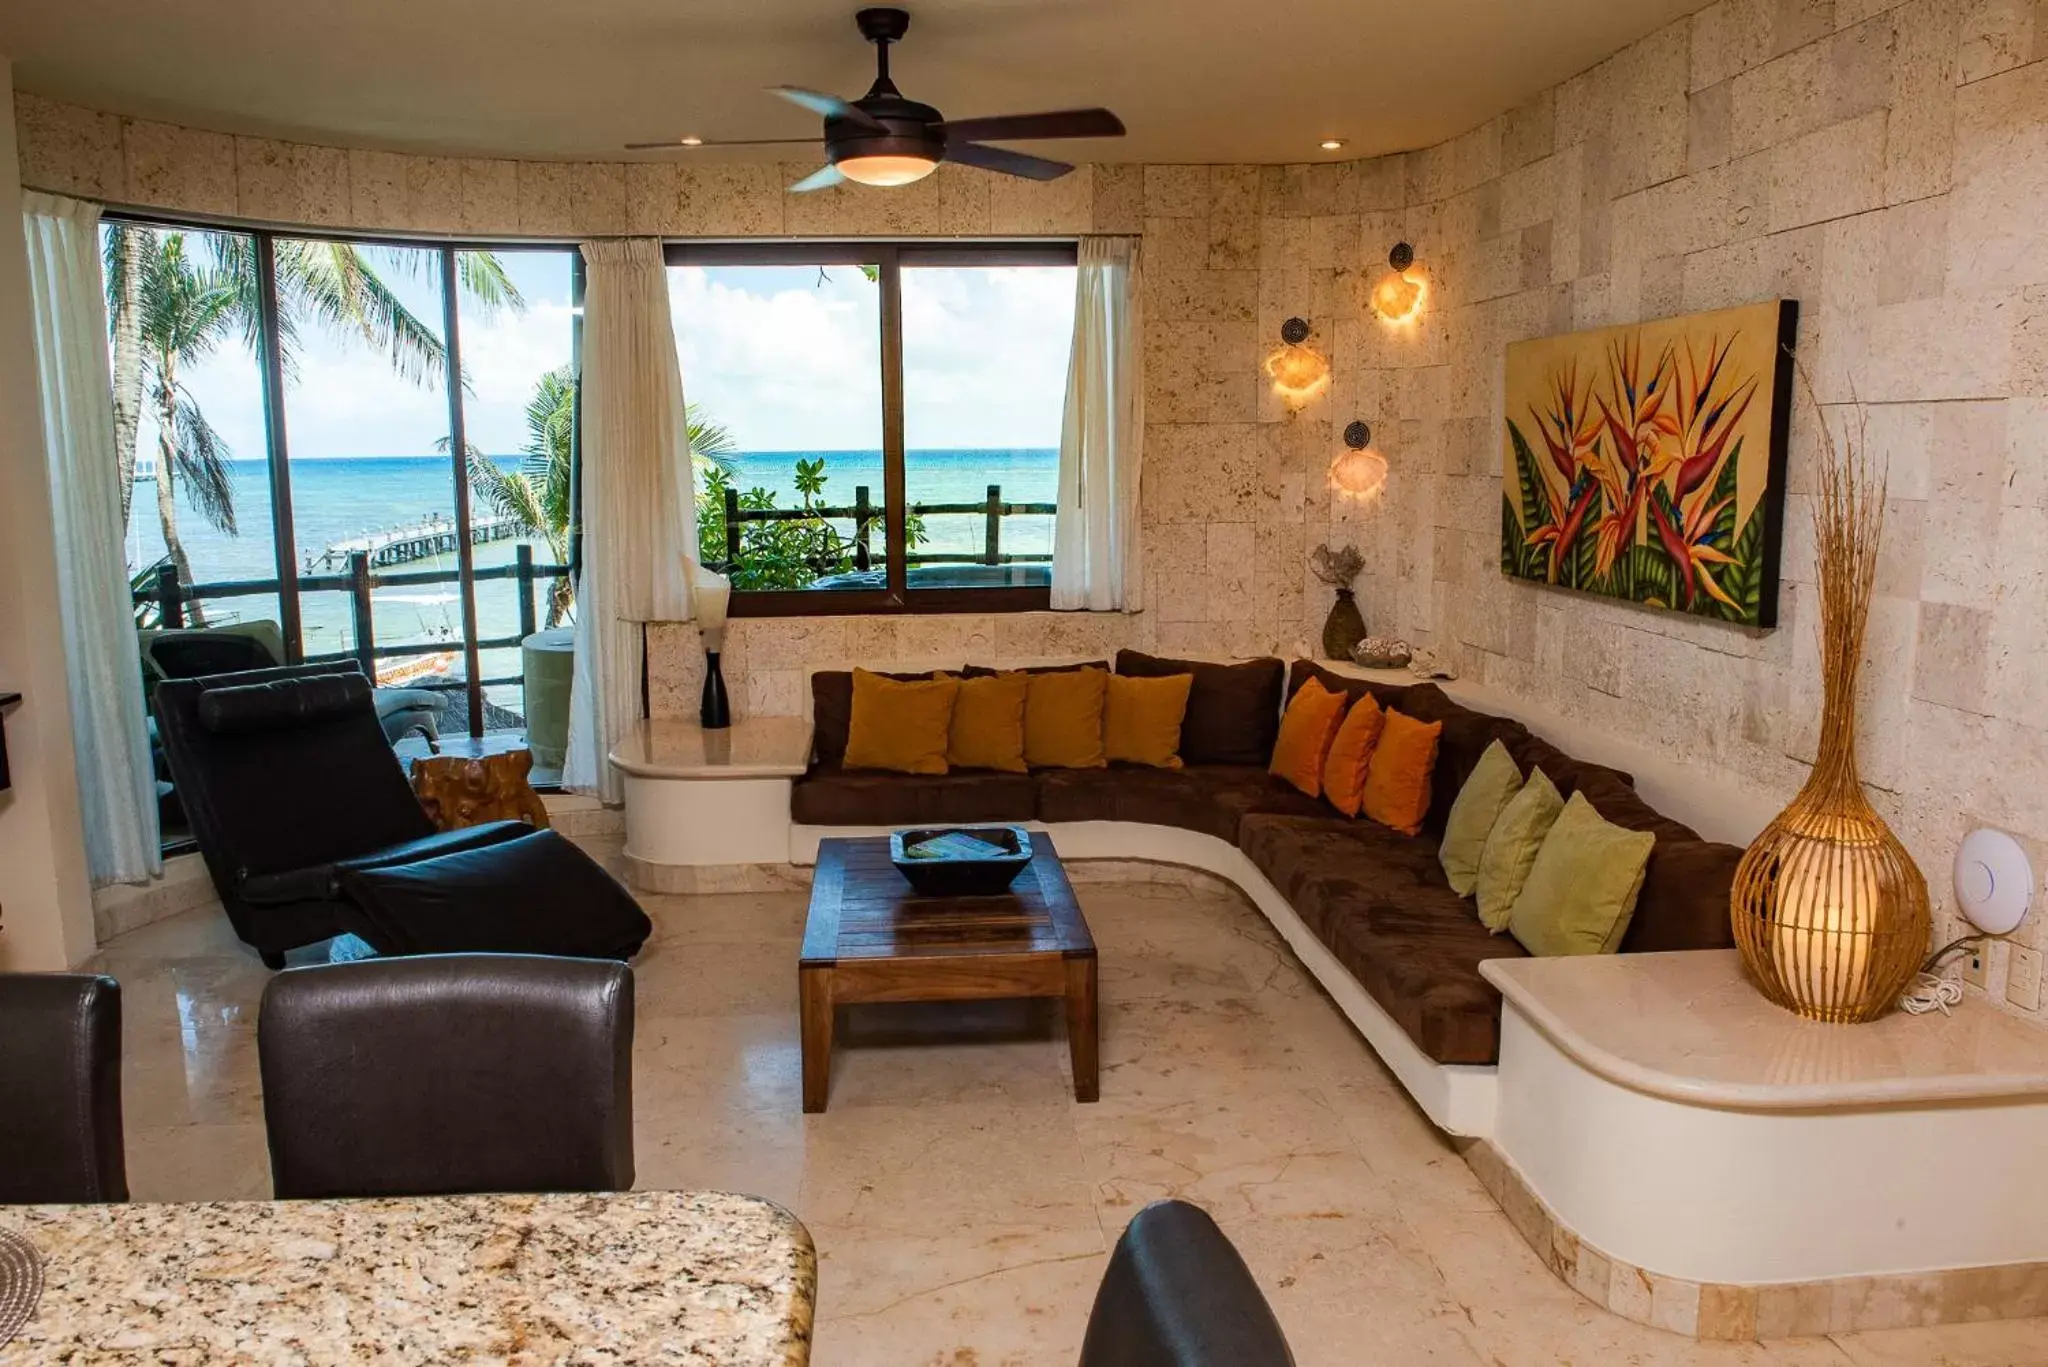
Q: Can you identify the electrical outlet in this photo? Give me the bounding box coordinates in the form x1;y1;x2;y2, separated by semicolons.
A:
1964;938;1991;989
2008;946;2043;1013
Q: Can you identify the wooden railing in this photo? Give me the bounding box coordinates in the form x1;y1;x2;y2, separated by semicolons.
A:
718;482;1056;573
134;543;568;694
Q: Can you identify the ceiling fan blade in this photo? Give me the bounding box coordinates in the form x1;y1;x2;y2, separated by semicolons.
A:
788;164;848;193
623;137;820;150
938;109;1125;143
945;142;1074;181
769;86;887;133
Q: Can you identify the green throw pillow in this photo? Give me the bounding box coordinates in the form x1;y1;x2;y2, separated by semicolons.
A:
1474;768;1564;931
1507;792;1658;957
1439;739;1525;897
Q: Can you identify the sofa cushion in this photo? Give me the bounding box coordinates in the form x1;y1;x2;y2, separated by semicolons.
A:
791;770;1037;827
845;669;960;774
810;669;940;769
1506;730;1637;801
1117;651;1283;766
1034;765;1328;844
1572;774;1741;953
1024;667;1109;769
1391;684;1536;838
1239;814;1528;1065
1285;659;1410;711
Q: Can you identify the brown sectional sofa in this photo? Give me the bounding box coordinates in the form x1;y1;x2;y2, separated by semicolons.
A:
791;653;1741;1069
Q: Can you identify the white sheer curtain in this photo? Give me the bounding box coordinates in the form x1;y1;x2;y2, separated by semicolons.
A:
1051;236;1143;612
22;192;161;883
564;238;696;802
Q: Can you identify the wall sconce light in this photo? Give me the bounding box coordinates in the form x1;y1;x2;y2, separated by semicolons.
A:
1264;316;1330;402
1328;420;1388;501
1370;242;1426;326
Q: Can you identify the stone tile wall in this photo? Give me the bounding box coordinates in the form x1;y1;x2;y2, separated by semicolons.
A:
18;0;2048;1021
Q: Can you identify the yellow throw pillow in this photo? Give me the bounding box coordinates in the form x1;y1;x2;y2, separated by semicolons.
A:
1439;740;1525;897
1474;768;1564;931
843;668;960;775
1507;793;1658;956
1023;667;1109;769
1321;694;1386;818
946;671;1029;772
1360;709;1442;835
1269;677;1351;798
1104;672;1194;768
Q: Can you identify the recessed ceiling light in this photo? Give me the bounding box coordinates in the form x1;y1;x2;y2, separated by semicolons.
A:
679;135;705;147
1319;138;1345;151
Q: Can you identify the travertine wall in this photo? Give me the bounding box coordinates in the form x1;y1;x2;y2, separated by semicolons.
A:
17;0;2048;1017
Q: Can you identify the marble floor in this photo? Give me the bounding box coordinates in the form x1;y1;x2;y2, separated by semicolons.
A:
90;854;2048;1366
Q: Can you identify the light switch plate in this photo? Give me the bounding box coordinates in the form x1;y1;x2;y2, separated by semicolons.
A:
2007;946;2042;1013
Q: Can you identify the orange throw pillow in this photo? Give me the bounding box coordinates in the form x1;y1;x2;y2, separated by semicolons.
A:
1362;709;1443;835
1322;694;1386;817
1104;672;1194;768
843;668;961;775
1023;666;1109;769
946;671;1029;772
1268;677;1350;798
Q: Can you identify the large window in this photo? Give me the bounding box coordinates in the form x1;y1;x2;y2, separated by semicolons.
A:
668;242;1076;614
109;217;581;769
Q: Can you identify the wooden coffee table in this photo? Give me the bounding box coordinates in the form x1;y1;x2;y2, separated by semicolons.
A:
798;834;1098;1113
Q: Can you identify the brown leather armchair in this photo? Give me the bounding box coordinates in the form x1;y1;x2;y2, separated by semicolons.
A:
258;954;635;1199
1079;1200;1294;1367
0;973;127;1203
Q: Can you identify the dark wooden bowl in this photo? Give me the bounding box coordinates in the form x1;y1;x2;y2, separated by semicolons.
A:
888;825;1034;896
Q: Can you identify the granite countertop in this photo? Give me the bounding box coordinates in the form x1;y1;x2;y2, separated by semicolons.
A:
1;1189;814;1365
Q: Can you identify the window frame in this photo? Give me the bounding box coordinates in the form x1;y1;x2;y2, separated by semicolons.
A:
665;239;1077;617
105;210;585;743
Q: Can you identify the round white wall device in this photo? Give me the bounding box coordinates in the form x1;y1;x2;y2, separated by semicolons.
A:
1954;829;2033;936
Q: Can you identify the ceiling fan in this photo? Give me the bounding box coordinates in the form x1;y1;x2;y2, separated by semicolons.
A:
626;7;1126;192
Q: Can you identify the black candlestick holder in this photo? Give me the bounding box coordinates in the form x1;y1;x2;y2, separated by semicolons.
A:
700;649;731;729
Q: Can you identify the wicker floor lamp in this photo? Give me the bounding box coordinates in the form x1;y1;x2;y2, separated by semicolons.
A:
1731;368;1929;1023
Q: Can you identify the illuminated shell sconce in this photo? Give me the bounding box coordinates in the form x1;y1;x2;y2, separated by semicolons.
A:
1264;316;1330;403
1371;242;1426;326
1329;420;1388;502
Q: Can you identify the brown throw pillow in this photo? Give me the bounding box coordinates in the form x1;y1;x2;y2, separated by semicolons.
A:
1104;672;1194;768
1023;667;1109;769
1115;650;1284;766
843;669;961;775
946;671;1029;772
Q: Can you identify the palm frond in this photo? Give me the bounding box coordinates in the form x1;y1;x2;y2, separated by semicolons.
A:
275;239;449;389
686;402;739;475
457;252;526;316
170;387;237;535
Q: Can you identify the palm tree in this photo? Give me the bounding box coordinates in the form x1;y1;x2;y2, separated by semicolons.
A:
131;233;242;625
467;366;737;627
103;224;523;537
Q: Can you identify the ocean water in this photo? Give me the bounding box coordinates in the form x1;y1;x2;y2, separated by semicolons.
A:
130;449;1058;705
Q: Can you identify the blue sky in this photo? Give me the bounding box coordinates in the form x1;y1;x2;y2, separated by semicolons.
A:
147;237;1074;461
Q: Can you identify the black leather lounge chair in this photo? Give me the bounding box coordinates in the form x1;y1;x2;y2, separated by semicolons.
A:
1079;1200;1295;1367
154;661;650;968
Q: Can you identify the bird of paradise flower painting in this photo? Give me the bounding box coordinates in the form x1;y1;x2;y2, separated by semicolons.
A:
1501;300;1797;628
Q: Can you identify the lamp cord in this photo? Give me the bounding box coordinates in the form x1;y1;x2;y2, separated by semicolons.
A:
1897;935;1986;1017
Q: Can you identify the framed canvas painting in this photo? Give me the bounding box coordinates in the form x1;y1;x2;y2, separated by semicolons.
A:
1500;299;1797;628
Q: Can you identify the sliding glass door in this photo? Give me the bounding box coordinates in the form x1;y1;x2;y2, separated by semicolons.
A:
106;217;580;757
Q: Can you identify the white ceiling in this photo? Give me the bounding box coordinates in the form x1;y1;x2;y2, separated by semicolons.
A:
0;0;1705;164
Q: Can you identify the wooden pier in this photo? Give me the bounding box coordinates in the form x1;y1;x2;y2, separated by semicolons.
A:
306;513;522;572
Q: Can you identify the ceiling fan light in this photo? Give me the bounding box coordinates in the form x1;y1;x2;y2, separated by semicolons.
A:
837;153;938;186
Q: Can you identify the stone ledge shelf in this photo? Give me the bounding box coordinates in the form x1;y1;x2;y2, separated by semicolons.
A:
611;718;814;892
1475;949;2048;1338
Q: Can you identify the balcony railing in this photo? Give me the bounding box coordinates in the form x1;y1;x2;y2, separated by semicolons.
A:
133;543;568;716
716;482;1057;578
